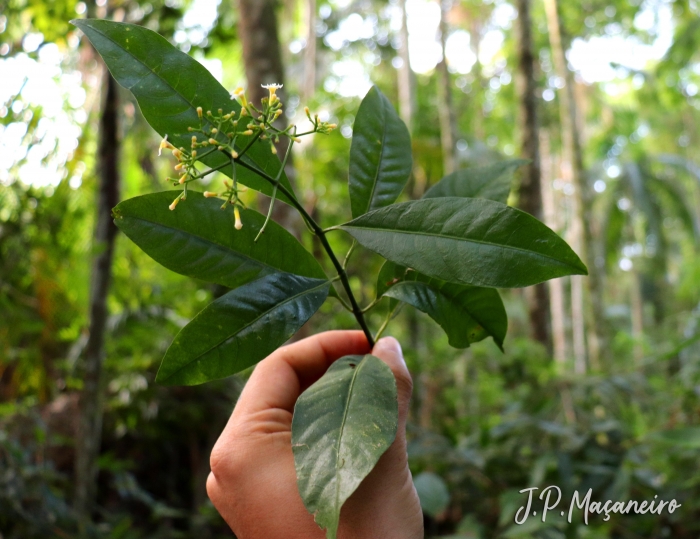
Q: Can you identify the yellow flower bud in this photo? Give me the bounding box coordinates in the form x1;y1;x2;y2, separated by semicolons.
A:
158;134;173;156
271;144;277;155
234;206;243;230
169;196;181;211
242;130;253;136
204;191;218;198
178;174;187;184
209;138;218;145
172;148;182;159
196;106;203;118
175;163;184;170
191;150;197;157
211;128;218;134
231;150;239;159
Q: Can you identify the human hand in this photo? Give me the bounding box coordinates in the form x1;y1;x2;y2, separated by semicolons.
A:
206;330;423;538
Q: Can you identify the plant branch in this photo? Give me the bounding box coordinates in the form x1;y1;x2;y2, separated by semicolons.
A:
229;153;376;347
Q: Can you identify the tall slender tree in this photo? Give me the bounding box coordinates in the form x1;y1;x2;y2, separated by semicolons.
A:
544;0;604;370
74;70;121;524
515;0;552;350
541;131;568;363
236;0;298;234
436;0;457;175
303;0;317;103
397;0;416;131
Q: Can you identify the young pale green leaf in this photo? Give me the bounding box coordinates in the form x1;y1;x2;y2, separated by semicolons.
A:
71;19;294;203
423;159;528;204
341;197;587;288
383;270;507;350
292;354;398;539
349;86;412;218
113;191;326;289
157;273;330;385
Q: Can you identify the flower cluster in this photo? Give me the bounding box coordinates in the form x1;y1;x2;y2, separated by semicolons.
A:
157;83;338;230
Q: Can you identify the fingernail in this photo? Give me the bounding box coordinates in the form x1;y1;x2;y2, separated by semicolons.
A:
373;336;404;365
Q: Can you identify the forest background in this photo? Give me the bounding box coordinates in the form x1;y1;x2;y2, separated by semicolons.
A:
1;0;700;537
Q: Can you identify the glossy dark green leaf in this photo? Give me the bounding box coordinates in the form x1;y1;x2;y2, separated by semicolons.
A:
348;86;412;218
292;354;398;539
423;159;528;204
157;273;329;385
383;269;507;350
113;191;326;289
413;472;451;518
71;19;294;203
341;197;587;288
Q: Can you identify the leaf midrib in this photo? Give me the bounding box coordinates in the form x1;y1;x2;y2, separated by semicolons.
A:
343;223;582;271
161;279;330;381
332;356;368;520
365;96;389;215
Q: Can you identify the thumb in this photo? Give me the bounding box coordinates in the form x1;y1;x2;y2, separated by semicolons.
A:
371;337;412;427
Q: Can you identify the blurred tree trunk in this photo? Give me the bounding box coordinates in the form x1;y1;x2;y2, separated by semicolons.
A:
544;0;603;370
515;0;552;351
541;131;568;364
303;0;317;102
237;0;298;234
469;20;485;141
397;0;415;131
436;0;456;175
303;0;317;103
631;270;644;364
75;71;120;525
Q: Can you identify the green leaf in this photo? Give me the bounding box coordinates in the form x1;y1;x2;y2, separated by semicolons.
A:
113;191;326;289
157;273;330;385
383;269;507;350
341;197;587;288
423;159;528;204
413;472;450;518
348;86;412;218
71;19;294;203
292;354;398;539
650;427;700;449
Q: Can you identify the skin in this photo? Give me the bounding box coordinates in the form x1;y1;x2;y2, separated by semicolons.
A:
207;330;424;538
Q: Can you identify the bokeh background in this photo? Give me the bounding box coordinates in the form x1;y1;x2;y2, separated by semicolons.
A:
1;0;700;537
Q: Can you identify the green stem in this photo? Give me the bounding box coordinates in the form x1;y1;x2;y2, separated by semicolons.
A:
230;154;375;347
361;296;381;314
375;303;400;341
255;138;294;242
342;240;356;271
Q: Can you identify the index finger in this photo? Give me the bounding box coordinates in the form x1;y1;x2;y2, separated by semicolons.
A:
234;330;371;417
